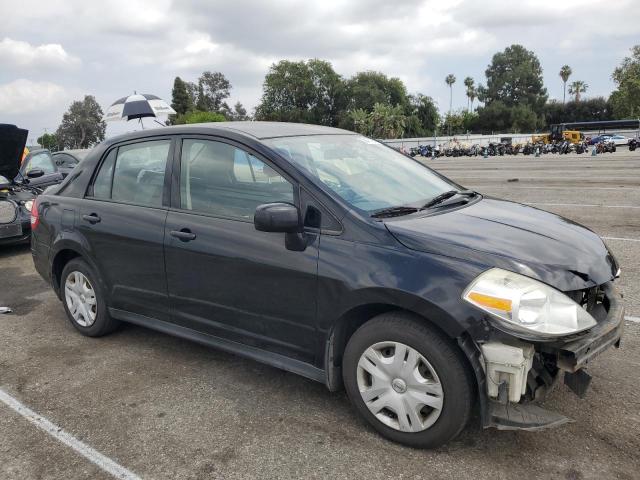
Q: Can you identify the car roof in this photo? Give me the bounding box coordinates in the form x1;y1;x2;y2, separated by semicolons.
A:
103;121;355;145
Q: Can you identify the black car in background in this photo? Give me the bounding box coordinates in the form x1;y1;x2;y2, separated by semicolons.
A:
20;149;64;188
31;122;625;448
0;124;44;245
52;149;90;178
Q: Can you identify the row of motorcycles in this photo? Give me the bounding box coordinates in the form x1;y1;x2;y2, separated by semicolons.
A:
408;139;616;158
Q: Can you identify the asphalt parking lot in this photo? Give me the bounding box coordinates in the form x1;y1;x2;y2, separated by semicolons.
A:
1;152;639;480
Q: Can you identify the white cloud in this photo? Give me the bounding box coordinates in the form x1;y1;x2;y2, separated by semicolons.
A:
0;38;80;69
0;79;69;114
0;0;637;136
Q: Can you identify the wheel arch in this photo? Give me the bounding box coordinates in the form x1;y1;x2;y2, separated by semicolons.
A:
323;293;470;391
50;239;104;300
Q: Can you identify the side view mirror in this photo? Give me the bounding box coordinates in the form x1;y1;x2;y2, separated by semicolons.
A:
254;203;301;233
26;168;45;179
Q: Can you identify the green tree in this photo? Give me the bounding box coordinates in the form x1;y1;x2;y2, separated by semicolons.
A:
230;101;249;121
463;76;474;111
609;45;640;117
559;65;572;104
440;110;479;136
255;59;345;126
479;45;548;111
195;71;231;112
172;110;226;125
55;95;106;149
369;103;406;139
477;45;548;132
37;132;58;151
405;94;439;137
170;77;192;115
568;80;588;102
344;71;408;113
349;108;371;136
348;104;406;139
543;97;612;127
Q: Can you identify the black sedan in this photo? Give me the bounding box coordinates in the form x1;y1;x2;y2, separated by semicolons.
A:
31;122;625;448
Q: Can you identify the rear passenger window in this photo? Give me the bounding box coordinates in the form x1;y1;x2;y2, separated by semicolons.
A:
90;140;170;207
180;139;294;220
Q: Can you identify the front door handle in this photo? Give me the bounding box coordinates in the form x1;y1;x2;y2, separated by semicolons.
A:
82;213;101;224
170;229;196;241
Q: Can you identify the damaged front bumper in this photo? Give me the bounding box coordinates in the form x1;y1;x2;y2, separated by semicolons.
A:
462;281;625;431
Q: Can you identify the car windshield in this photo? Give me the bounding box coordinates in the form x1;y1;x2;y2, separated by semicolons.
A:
264;135;456;213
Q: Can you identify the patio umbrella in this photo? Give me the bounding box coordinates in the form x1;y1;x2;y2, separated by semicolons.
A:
104;93;176;124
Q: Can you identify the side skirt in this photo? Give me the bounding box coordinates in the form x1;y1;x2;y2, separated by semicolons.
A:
109;308;326;384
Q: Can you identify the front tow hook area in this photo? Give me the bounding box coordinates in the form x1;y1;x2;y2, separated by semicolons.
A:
563;369;592;398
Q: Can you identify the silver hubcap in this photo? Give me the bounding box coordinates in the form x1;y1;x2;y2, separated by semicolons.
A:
356;341;444;433
64;271;97;327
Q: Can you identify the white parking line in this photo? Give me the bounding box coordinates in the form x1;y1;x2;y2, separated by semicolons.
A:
0;388;142;480
527;202;640;209
602;236;640;243
626;316;640;324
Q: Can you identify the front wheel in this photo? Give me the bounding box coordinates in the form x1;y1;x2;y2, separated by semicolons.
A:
343;312;474;448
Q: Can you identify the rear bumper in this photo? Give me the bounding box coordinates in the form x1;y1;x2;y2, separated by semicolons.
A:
31;238;51;284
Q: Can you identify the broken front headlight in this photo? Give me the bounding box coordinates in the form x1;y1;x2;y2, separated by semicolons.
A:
463;268;597;338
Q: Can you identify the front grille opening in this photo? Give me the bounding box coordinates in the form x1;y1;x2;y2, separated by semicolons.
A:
565;285;608;322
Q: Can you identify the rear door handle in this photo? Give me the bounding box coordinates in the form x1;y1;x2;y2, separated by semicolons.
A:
170;229;196;241
82;213;101;224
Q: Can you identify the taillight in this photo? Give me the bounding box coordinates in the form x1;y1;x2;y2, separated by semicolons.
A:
30;197;40;230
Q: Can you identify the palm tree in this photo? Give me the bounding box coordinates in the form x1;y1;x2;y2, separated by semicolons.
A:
463;77;474;111
468;87;477;111
445;74;456;114
445;74;456;135
559;65;572;104
568;80;588;102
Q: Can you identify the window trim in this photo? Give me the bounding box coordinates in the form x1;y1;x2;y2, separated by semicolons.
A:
85;136;175;209
170;135;300;223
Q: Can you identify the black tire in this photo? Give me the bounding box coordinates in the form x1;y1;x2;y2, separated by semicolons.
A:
343;312;474;449
60;258;119;337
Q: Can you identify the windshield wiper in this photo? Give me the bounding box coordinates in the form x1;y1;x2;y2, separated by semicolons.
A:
421;190;477;209
370;205;419;218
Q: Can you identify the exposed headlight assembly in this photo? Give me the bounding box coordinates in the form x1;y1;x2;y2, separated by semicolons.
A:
23;200;33;212
463;268;597;338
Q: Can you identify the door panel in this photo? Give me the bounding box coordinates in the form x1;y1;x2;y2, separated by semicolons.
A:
78;201;169;320
79;138;172;320
165;212;319;361
165;137;319;363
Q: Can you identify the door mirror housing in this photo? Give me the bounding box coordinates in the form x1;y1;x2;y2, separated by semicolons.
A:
254;203;301;233
26;168;45;179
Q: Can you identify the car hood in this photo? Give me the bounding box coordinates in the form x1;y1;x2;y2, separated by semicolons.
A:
385;197;618;291
0;124;28;181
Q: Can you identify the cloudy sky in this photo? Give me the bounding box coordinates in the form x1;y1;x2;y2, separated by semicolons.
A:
1;0;638;144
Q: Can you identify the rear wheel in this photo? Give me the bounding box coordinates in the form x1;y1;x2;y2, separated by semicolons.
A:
61;258;119;337
343;312;473;448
